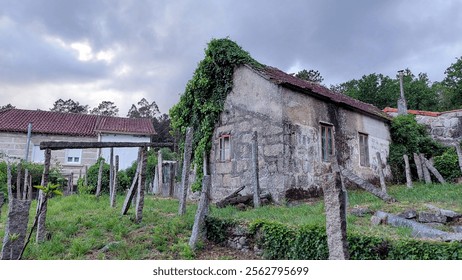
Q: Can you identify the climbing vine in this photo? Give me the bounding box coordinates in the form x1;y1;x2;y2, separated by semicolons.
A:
170;38;263;191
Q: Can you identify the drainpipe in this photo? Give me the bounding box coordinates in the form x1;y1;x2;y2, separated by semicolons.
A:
397;70;408;115
24;123;33;162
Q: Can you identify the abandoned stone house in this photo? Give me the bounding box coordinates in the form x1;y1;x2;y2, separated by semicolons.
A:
383;107;462;146
209;65;392;202
0;108;155;179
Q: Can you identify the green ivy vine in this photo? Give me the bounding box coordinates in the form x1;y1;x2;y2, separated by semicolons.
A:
170;38;263;191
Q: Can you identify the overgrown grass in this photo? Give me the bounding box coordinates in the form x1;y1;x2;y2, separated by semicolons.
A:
0;194;197;260
1;183;461;259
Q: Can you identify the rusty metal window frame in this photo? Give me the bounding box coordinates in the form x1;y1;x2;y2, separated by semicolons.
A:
320;124;334;162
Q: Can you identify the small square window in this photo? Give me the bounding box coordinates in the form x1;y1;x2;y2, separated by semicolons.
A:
65;149;82;164
219;135;231;161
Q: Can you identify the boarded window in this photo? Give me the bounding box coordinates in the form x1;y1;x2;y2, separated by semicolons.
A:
219;135;231;161
65;149;82;164
321;124;334;161
359;133;369;167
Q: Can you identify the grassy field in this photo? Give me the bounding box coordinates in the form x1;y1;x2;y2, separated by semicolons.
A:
1;182;461;259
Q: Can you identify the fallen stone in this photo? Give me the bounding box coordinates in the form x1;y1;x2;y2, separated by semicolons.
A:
350;207;372;217
418;212;447;224
100;241;120;253
398;209;417;219
452;226;462;233
424;204;461;219
424;222;446;229
371;215;385;226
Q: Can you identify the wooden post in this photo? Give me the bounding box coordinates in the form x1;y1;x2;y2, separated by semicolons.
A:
376;152;387;193
323;166;349;260
179;127;193;216
96;159;104;197
455;143;462;174
251;131;261;208
413;153;423;182
189;174;211;250
403;154;413;188
157;150;163;195
36;148;51;243
109;148;114;201
16;162;22;199
135;147;147;223
111;155;119;208
420;154;432;184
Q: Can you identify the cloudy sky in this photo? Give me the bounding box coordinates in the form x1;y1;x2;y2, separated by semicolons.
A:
1;0;461;116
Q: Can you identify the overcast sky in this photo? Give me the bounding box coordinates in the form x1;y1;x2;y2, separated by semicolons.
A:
1;0;461;116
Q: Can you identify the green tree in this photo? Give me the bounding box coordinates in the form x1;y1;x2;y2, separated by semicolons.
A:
295;69;324;84
50;99;89;114
126;98;159;119
439;56;462;110
90;101;119;116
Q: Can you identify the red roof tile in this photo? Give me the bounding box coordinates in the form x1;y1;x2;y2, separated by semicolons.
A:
383;107;442;117
255;66;391;121
0;109;155;137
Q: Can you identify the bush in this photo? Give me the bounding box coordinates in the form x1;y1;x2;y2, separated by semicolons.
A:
86;158;111;194
0;161;65;198
433;147;462;182
207;219;462;260
388;115;443;183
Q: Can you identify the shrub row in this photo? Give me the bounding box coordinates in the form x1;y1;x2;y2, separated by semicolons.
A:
205;218;462;260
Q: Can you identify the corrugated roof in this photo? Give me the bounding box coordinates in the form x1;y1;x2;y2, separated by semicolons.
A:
253;65;391;121
0;108;156;137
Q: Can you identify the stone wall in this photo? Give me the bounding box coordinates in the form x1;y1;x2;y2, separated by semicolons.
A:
209;65;391;203
415;111;462;145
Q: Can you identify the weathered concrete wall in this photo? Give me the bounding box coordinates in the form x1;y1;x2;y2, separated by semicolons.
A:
0;132;98;181
209;65;391;203
210;65;287;202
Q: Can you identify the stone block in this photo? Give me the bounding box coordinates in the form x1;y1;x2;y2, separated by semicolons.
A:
398;209;417;219
216;162;233;174
418;212;447;223
263;144;283;157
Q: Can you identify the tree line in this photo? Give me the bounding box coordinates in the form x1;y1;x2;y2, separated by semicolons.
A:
297;56;462;112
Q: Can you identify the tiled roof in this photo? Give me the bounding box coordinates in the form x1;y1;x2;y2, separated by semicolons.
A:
383;107;442;117
254;65;391;121
0;109;156;137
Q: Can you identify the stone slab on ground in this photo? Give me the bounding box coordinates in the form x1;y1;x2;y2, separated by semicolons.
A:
418;212;447;224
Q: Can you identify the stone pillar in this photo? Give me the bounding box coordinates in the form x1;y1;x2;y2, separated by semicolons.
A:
376;152;387;193
1;199;32;260
135;147;147;223
121;149;141;216
0;193;4;217
423;157;446;184
179;127;193;216
403;154;413;188
16;161;22;200
455;143;462;174
157;150;163;196
420;154;432;184
22;169;29;200
36;148;51;243
84;165;88;187
110;155;119;207
189;174;211;250
109;148;114;201
251;131;261;208
323;167;349;260
152;166;159;194
95;159;104;197
413;153;423;182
